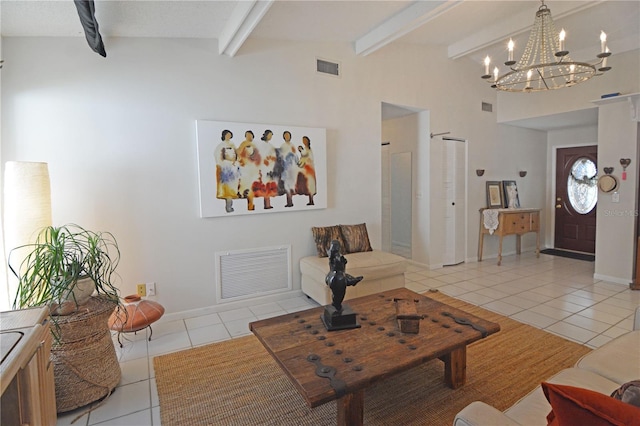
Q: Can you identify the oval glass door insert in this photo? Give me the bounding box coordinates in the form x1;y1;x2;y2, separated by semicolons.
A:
567;158;597;214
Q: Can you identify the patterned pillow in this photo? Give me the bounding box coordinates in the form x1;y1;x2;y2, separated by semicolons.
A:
311;226;346;257
611;380;640;407
339;223;373;254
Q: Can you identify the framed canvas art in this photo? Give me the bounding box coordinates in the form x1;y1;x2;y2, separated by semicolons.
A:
502;180;520;208
196;120;327;218
486;181;503;208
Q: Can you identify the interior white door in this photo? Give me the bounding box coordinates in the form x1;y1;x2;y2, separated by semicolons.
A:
442;139;466;265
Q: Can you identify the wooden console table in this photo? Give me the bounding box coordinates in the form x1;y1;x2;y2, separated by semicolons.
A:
478;208;541;266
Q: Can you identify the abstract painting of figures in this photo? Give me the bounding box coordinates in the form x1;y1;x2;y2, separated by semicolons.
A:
196;120;327;217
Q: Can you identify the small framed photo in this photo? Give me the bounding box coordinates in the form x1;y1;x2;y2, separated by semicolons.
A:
502;180;520;209
486;181;504;208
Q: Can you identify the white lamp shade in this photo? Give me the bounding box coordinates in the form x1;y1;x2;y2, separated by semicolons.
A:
3;161;53;308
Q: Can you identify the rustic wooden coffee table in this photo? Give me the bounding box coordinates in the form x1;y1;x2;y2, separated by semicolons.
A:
249;288;500;425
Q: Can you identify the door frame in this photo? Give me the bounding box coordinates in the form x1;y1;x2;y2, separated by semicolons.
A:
550;143;597;251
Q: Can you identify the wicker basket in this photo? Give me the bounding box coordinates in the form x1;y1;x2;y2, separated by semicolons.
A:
51;296;122;413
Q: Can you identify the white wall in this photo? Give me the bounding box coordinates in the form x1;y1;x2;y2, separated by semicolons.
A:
1;36;548;314
594;97;639;284
466;124;548;261
0;33;6;309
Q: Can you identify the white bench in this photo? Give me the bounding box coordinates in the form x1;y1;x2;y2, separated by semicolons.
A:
300;250;407;305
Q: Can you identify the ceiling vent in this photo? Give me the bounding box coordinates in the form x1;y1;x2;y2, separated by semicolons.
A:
316;58;340;77
482;102;493;112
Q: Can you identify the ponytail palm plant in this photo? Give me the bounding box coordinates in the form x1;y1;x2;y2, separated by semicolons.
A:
8;224;121;316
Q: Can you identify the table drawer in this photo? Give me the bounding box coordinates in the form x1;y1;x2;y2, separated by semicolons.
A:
503;213;533;233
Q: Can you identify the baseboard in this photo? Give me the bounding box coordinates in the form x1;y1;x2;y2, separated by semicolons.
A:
593;274;632;286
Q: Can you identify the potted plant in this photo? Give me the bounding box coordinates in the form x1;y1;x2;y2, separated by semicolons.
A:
9;223;121;319
8;223;124;413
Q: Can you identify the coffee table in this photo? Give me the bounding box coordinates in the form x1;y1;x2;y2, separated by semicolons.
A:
249;288;500;425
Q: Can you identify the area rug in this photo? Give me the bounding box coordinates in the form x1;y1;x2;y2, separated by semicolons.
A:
154;292;591;426
540;248;595;262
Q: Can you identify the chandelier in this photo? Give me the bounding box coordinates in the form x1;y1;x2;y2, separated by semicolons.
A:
482;1;611;92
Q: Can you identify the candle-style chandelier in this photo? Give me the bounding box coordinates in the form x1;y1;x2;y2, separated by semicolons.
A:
481;1;612;92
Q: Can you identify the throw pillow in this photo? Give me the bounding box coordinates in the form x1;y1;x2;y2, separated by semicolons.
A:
611;380;640;407
542;382;640;426
311;226;345;257
339;223;373;254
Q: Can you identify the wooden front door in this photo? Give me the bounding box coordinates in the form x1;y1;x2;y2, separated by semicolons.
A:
555;146;598;253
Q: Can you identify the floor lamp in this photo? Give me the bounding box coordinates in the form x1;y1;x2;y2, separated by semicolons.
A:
2;161;52;310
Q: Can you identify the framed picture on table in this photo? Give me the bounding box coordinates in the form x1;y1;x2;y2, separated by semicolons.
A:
486;181;503;208
502;180;520;209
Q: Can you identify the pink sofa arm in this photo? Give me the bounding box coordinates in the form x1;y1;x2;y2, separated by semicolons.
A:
453;401;522;426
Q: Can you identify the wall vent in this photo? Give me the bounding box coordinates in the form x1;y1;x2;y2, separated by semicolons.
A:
215;245;291;303
481;102;493;112
316;58;340;77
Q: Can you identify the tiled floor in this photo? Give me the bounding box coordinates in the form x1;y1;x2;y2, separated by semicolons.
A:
57;251;639;425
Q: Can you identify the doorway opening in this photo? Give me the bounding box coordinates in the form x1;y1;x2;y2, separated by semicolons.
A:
381;102;422;259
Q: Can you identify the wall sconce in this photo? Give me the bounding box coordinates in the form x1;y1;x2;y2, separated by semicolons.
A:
476;169;485;176
620;158;631;180
519;171;527;177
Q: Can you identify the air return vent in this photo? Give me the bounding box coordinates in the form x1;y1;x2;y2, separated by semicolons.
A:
215;245;291;303
316;58;340;76
481;102;493;112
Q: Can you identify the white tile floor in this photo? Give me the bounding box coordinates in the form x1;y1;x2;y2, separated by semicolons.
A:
57;251;640;425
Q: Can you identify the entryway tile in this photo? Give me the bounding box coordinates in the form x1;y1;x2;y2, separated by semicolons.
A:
482;300;524;316
184;313;222;330
88;380;150;424
188;323;231;346
119;357;150;386
224;317;254;337
147;332;191;357
563;314;612;334
218;307;255;322
545;322;598;344
511;310;558;328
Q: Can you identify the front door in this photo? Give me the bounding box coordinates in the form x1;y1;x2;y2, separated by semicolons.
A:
555;146;598;253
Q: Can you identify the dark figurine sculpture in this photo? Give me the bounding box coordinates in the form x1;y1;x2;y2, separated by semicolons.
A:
325;240;363;312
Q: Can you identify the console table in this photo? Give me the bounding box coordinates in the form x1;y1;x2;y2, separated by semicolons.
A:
478;208;541;265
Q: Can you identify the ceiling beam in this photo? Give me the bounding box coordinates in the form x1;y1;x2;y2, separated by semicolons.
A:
218;0;274;57
448;0;605;59
355;0;462;57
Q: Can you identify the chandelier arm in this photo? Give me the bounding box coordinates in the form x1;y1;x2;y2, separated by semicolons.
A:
536;68;550;90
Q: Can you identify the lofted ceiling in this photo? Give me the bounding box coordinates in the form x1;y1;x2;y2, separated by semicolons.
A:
2;0;639;129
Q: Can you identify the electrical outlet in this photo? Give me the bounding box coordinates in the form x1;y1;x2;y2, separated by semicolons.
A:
146;282;156;296
136;284;146;297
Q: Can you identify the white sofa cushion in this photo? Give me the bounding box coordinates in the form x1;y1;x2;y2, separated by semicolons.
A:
575;330;640;384
300;250;406;282
503;368;621;426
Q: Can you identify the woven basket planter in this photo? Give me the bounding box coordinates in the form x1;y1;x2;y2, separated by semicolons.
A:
51;296;121;413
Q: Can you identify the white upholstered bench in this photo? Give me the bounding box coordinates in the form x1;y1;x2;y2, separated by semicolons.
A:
300;250;407;305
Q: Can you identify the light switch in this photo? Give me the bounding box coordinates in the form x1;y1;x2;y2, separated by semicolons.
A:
612;192;620;203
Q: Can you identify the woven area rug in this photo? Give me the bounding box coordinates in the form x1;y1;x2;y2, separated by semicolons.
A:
154;292;591;426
